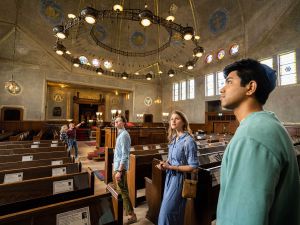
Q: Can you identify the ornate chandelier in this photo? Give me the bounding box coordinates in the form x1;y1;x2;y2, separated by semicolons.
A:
5;75;21;95
53;4;204;80
4;5;21;95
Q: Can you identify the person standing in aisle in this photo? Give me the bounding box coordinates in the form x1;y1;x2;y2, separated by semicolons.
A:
67;121;84;160
113;115;137;224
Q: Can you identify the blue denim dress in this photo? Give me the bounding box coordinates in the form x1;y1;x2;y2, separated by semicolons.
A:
158;133;199;225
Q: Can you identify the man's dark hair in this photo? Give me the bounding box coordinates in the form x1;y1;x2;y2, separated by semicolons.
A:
223;58;274;105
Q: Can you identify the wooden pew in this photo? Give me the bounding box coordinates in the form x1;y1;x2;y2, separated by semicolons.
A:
145;158;166;224
33;128;45;141
0;192;122;225
0;131;16;141
0;171;94;215
128;150;166;207
104;146;168;184
9;131;30;141
0;162;81;184
0;151;68;164
145;151;223;225
106;182;124;225
104;147;114;184
0;157;73;171
0;146;66;155
0;140;61;145
0;142;64;149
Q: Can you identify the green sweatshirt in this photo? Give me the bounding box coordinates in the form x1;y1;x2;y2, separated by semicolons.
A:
217;111;300;225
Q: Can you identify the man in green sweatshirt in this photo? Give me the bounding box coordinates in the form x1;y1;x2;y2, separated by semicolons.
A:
217;59;300;225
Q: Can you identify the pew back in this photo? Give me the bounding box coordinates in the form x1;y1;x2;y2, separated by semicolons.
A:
0;193;122;225
0;151;68;163
0;163;80;184
0;157;73;171
0;172;94;215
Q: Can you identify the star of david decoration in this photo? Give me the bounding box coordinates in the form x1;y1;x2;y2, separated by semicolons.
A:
144;97;153;107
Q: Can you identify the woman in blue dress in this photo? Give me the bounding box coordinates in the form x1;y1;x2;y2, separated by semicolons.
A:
157;110;199;225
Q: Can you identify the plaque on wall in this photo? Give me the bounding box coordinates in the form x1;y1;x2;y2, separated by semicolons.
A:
53;107;62;117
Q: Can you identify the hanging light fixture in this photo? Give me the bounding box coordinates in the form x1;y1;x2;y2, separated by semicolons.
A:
113;4;123;12
81;7;98;24
96;67;104;75
53;25;68;39
146;73;152;80
122;72;128;79
5;11;22;95
168;69;175;77
54;43;66;55
186;61;194;70
139;5;153;27
5;75;21;95
72;58;81;67
183;26;194;40
166;14;175;22
154;96;162;104
193;46;204;57
51;4;204;80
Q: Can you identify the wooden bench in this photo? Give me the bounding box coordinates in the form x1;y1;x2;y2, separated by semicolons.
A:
0;146;66;155
0;142;64;149
106;182;124;225
0;192;122;225
9;131;30;141
0;162;81;184
0;151;68;164
0;171;94;215
33;128;45;141
145;158;166;224
145;152;222;225
128;150;167;207
184;164;221;225
0;157;73;171
0;140;61;145
104;146;168;184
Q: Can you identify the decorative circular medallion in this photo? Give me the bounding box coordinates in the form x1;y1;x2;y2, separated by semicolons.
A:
130;31;147;49
144;97;153;107
40;0;63;25
209;9;228;34
53;93;64;102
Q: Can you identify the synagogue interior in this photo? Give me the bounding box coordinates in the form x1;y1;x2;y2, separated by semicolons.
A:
0;0;299;224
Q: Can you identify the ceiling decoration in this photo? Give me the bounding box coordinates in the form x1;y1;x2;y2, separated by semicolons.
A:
39;0;63;25
52;2;205;80
209;8;229;34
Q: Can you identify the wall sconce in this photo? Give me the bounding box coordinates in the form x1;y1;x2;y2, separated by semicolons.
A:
162;112;169;124
136;114;143;122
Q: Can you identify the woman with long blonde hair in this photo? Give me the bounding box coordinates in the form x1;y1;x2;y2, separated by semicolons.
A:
157;110;199;225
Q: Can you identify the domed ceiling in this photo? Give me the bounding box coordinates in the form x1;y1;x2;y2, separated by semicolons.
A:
0;0;299;81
